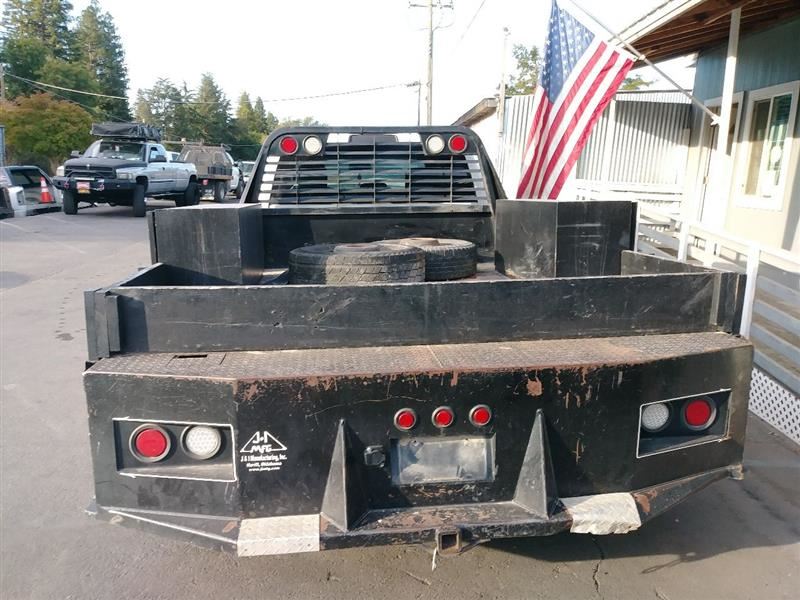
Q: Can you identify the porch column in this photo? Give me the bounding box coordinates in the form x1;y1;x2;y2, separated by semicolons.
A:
706;7;741;229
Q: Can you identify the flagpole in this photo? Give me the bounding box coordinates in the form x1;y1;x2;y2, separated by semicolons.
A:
564;0;720;124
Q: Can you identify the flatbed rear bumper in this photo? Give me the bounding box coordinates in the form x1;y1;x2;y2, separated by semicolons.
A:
88;466;736;556
83;332;752;555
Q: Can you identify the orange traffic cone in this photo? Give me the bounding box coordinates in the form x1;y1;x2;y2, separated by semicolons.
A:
40;177;53;204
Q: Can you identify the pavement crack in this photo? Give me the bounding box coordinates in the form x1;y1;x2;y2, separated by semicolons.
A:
590;535;606;599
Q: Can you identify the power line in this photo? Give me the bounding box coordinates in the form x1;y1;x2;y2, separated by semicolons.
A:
5;72;418;108
166;82;419;105
455;0;488;47
5;72;128;100
13;76;129;122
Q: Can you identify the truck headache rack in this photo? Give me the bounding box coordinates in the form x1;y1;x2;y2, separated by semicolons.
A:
250;127;496;207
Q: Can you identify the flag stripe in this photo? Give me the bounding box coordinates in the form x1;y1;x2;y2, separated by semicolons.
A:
542;56;633;198
517;42;607;198
534;47;625;197
516;0;634;200
528;42;615;197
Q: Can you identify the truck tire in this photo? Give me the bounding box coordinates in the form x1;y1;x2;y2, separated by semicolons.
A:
181;181;200;207
63;190;78;215
132;184;146;217
214;181;226;202
289;242;425;284
235;179;245;199
395;238;477;281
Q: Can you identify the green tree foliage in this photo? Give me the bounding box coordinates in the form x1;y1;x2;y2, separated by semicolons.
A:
621;74;652;91
0;92;93;172
1;0;73;59
506;44;541;96
193;73;230;145
73;0;130;118
37;57;100;106
231;93;279;159
0;36;49;97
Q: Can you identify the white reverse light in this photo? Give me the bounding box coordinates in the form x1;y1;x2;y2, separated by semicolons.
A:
183;426;222;459
303;135;323;155
426;135;445;154
641;403;671;433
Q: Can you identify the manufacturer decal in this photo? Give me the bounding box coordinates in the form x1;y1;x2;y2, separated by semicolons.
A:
239;430;287;473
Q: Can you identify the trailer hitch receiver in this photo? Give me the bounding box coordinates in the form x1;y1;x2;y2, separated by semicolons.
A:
436;528;463;554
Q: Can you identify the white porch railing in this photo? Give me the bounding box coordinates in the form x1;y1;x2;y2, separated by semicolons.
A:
637;205;800;443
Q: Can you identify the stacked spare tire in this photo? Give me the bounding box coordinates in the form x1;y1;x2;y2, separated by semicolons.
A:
289;238;478;285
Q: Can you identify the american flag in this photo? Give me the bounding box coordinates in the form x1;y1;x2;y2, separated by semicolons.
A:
516;1;634;199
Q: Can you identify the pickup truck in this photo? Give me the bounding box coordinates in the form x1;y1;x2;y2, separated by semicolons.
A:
54;122;199;217
82;126;752;557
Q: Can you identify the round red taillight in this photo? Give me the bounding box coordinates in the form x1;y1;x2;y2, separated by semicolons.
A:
448;134;467;153
279;136;298;155
432;406;455;428
469;405;492;427
131;425;170;461
682;398;716;430
394;408;417;431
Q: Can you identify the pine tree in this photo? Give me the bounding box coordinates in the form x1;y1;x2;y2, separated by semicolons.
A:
194;73;231;144
73;0;130;119
1;0;73;60
253;96;278;134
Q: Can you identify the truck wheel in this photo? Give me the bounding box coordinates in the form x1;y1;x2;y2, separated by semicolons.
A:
132;184;146;217
214;181;226;202
289;242;425;284
235;179;245;199
182;181;200;207
63;190;78;215
395;238;477;281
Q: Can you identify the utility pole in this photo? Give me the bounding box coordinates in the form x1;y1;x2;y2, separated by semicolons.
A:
1;64;5;102
410;0;452;125
426;0;434;125
497;28;510;166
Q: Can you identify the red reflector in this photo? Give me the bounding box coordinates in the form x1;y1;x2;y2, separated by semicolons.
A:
448;134;467;153
683;398;715;429
279;136;299;154
394;408;417;431
469;405;492;426
432;406;455;428
133;427;169;460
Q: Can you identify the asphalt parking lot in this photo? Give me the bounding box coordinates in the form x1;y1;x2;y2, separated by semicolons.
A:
1;205;799;600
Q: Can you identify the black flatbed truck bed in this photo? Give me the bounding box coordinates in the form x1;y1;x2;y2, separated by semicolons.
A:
82;127;752;557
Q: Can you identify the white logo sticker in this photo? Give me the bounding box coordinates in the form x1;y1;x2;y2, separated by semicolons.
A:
239;430;288;473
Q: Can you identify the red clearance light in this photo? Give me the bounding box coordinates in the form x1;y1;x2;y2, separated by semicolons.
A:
448;134;467;153
394;408;417;431
683;398;716;430
131;425;170;461
279;136;299;155
469;405;492;427
432;406;455;428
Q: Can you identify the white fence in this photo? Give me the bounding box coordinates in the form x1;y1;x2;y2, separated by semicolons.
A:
637;205;800;443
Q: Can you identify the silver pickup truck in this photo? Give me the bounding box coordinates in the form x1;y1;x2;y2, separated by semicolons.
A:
54;123;199;217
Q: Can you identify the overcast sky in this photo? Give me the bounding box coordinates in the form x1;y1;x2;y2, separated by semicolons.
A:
24;0;695;125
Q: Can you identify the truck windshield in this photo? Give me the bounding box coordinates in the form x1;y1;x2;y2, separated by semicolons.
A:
241;162;255;175
85;141;145;161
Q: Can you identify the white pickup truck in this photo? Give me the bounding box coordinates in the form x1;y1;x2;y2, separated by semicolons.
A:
54;123;200;217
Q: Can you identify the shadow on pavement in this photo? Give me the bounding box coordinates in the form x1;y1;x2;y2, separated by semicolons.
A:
489;416;800;571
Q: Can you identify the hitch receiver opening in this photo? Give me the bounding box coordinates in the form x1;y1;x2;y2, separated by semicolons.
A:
437;529;462;554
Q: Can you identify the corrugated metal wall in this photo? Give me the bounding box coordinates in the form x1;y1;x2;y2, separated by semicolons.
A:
492;91;691;198
497;95;537;197
576;92;691;185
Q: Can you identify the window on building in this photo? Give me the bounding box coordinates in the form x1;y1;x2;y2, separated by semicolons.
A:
738;82;798;209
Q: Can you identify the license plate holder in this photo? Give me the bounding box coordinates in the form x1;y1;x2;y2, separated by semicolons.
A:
391;436;495;485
